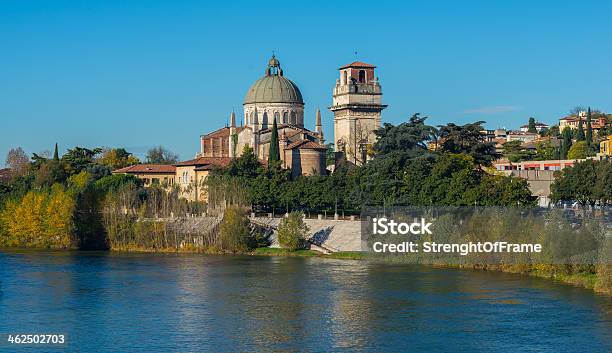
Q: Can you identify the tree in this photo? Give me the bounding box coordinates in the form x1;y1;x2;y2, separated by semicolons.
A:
268;118;280;164
503;140;534;162
546;125;560;137
400;153;534;206
5;147;30;178
576;118;585;141
438;121;500;166
98;148;140;169
374;113;433;156
347;120;372;165
218;206;251;252
94;174;143;193
53;143;59;161
551;159;602;206
62;147;102;174
567;141;591;159
528;117;537;133
146;146;178;165
33;160;67;188
534;140;556;160
277;212;309;251
594;161;612;205
560;127;572;159
325;143;335;166
586;107;593;148
225;145;262;179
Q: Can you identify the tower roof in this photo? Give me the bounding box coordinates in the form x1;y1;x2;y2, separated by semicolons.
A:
339;61;376;70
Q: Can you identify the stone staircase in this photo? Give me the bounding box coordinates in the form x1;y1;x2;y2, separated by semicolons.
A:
250;217;362;253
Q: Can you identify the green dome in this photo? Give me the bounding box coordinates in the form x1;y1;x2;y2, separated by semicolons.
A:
244;75;303;104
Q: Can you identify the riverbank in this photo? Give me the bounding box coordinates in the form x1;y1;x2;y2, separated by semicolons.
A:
450;264;609;296
96;245;366;260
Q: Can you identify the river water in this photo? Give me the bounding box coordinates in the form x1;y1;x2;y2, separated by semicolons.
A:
0;250;610;352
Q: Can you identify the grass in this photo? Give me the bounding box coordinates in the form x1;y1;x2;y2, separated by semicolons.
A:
252;247;321;257
327;251;366;260
252;247;366;260
543;272;598;290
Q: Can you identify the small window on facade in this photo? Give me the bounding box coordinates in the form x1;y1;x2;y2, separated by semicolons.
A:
262;112;269;129
290;112;296;125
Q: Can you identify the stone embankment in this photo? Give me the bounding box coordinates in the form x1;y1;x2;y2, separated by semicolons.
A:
250;216;362;253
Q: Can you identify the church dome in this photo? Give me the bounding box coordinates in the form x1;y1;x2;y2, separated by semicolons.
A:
244;56;304;105
244;76;303;104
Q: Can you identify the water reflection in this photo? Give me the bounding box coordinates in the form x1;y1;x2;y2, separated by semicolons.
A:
0;251;610;352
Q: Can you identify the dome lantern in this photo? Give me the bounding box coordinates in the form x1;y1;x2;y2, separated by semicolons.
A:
266;54;282;76
245;56;303;105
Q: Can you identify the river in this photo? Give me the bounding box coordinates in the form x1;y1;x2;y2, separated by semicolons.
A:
0;250;610;352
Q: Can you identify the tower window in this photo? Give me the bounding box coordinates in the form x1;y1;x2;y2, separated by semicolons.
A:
283;112;288;124
358;70;366;83
274;112;280;124
343;71;348;85
290;111;296;125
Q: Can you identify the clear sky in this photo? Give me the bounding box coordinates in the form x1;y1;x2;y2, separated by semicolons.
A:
1;0;611;165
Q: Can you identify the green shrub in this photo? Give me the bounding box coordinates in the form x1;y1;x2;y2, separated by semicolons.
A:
219;206;251;252
277;212;309;251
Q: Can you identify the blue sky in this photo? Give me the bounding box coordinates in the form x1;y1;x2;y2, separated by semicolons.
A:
1;0;611;164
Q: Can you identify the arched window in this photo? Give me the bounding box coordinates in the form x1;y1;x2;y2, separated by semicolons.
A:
290;111;296;125
274;112;280;124
358;70;366;83
343;71;348;85
282;112;288;124
262;112;269;129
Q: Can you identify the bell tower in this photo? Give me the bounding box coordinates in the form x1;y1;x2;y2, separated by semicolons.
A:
329;61;386;165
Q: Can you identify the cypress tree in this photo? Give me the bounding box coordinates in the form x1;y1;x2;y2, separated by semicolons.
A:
53;143;59;161
528;117;537;133
561;127;572;159
268;118;280;164
576;116;585;141
586;107;593;148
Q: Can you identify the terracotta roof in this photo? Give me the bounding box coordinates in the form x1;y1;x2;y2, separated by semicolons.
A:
200;126;245;139
285;140;327;150
113;164;176;174
174;157;232;167
339;61;376;69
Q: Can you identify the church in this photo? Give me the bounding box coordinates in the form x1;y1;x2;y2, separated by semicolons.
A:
114;55;386;200
197;54;386;175
197;55;328;177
